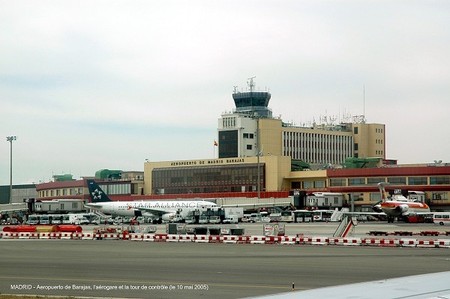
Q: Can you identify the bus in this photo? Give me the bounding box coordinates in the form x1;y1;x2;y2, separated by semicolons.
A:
279;210;335;223
433;212;450;225
305;192;344;209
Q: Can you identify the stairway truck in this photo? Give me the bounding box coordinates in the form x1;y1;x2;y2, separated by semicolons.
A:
224;207;244;222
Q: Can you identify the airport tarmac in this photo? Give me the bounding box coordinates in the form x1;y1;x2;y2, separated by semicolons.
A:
1;222;450;299
88;221;450;239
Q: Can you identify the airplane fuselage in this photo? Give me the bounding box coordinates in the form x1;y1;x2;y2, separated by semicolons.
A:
86;200;217;218
380;201;430;217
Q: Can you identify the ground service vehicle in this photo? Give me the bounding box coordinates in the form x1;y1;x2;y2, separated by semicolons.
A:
433;212;450;225
222;215;238;224
209;215;221;224
198;215;209;224
305;192;344;209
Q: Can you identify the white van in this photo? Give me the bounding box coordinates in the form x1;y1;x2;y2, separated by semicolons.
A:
433;212;450;225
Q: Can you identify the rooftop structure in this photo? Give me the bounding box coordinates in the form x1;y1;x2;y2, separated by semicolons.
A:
232;77;272;118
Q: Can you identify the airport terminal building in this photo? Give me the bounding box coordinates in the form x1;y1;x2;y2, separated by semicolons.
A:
14;82;450;211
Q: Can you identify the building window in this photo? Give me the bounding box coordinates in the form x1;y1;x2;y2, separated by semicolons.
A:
432;192;448;200
430;176;450;185
246;144;252;150
369;192;382;202
330;178;346;187
387;177;407;184
314;180;326;188
291;182;301;189
367;177;385;185
348;178;366;186
408;177;427;185
303;181;313;189
354;143;358;150
354;127;358;134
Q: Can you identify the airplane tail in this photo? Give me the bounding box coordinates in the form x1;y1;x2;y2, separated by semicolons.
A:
87;179;111;203
377;182;389;203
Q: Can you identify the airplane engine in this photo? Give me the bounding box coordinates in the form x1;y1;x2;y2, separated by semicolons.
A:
372;204;383;213
396;204;409;215
162;213;176;222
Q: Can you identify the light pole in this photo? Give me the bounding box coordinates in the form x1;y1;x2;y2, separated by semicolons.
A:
6;136;16;204
255;117;261;200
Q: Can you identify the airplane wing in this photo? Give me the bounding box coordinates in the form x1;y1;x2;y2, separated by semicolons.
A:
0;203;28;213
249;271;450;299
222;202;292;209
136;207;173;216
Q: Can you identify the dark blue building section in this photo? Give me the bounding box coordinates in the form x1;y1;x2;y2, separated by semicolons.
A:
218;130;238;158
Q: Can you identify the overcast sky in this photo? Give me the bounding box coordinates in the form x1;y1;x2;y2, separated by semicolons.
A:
1;0;449;185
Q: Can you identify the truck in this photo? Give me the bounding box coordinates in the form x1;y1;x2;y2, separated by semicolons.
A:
222;215;239;224
209;215;221;224
198;215;209;224
224;207;244;222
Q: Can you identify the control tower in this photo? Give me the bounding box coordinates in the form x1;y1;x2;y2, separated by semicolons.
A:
232;77;272;118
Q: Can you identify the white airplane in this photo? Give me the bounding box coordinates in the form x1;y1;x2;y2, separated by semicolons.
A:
372;182;431;222
84;180;292;223
84;180;217;223
251;271;450;299
335;183;432;223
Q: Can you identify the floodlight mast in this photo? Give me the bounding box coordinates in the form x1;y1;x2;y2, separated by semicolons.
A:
6;136;17;204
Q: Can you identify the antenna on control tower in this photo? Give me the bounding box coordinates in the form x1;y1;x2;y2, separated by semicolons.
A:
363;84;366;123
247;76;256;92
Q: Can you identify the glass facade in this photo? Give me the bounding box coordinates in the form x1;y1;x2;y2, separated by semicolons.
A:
348;177;366;186
152;164;265;195
408;177;428;185
329;178;346;187
430;176;450;185
218;130;238;158
367;177;385;185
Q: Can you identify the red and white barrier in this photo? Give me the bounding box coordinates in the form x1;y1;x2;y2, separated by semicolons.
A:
416;240;437;248
4;229;450;250
279;236;297;245
310;236;329;245
166;234;180;242
82;233;94;240
60;232;72;240
437;239;450;248
39;232;50;239
2;232;18;239
362;238;382;246
143;234;155;242
49;232;61;239
30;232;40;239
129;233;143;241
102;233;119;240
332;237;361;246
18;232;32;239
400;238;417;247
121;232;131;240
72;232;83;240
248;235;265;244
209;235;221;243
298;235;314;245
178;234;194;243
221;235;238;244
154;234;167;242
194;235;209;243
